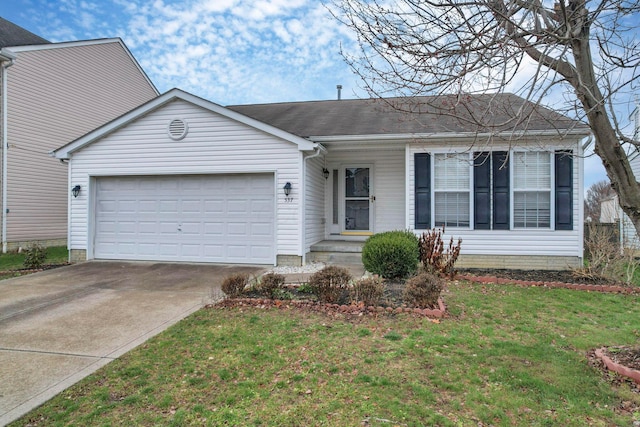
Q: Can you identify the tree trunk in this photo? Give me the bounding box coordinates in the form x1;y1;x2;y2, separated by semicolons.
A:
568;14;640;240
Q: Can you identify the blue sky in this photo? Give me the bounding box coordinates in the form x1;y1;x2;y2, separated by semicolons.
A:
0;0;610;188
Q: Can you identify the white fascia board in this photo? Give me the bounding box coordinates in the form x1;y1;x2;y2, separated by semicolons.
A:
53;88;316;159
7;38;124;52
310;128;591;143
178;91;317;151
9;38;159;95
0;48;17;61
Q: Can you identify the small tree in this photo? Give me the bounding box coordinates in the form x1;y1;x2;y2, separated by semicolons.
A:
584;180;615;223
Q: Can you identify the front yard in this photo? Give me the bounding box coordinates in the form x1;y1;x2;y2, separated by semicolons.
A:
10;279;640;426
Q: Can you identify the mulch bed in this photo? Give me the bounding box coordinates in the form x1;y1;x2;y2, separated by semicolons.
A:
457;268;640;294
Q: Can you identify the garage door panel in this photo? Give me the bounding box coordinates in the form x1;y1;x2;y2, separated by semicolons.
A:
159;200;179;213
203;222;224;235
95;174;275;264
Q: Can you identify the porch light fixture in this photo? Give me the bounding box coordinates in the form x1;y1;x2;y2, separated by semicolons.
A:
283;182;292;196
322;168;330;180
71;185;81;198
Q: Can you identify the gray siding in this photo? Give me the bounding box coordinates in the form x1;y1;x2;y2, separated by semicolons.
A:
4;40;157;243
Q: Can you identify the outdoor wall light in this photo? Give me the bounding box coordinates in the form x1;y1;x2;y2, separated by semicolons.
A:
322;168;330;180
283;182;292;196
71;185;81;198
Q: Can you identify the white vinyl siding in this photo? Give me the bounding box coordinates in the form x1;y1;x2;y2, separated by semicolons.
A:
407;142;582;258
512;151;551;228
434;153;471;228
5;40;157;243
68;99;304;260
305;155;325;252
325;148;405;234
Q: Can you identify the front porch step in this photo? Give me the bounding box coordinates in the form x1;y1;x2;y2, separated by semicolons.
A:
309;240;364;253
307;251;364;264
307;240;365;265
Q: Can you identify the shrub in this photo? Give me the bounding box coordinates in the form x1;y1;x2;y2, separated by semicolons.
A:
361;230;419;279
258;272;286;298
23;244;47;269
350;276;385;306
576;221;640;285
308;266;352;304
221;273;249;297
419;228;462;279
403;272;444;308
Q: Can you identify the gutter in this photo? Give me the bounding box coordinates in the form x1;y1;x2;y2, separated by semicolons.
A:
1;49;16;253
300;144;327;264
309;128;592;143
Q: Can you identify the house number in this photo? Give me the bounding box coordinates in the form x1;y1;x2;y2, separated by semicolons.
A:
284;197;294;203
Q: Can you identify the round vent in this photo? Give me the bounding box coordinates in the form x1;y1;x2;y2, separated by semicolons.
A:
168;118;188;141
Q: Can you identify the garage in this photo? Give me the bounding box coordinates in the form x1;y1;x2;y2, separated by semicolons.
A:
94;174;275;264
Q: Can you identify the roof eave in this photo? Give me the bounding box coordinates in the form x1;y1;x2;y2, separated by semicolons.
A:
309;128;591;143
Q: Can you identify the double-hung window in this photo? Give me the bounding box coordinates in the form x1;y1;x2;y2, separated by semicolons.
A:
434;153;470;227
513;151;551;228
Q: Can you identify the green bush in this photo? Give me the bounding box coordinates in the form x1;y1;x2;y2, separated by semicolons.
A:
361;230;419;279
258;272;286;298
309;266;352;304
23;244;47;269
403;272;444;308
350;276;385;307
221;273;249;298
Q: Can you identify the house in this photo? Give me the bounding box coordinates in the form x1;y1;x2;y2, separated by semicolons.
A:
0;17;158;251
53;89;591;269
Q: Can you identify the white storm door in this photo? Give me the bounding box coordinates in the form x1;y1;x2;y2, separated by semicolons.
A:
343;166;373;233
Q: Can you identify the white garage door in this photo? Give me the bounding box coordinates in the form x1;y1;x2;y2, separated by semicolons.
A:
94;174;275;264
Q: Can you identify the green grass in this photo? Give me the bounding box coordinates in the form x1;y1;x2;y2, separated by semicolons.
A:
11;281;640;426
0;246;67;271
0;246;68;280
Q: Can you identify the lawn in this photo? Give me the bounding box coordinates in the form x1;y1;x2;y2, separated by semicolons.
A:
0;246;68;280
11;281;640;426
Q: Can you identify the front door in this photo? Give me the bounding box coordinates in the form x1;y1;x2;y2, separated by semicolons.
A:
343;166;373;234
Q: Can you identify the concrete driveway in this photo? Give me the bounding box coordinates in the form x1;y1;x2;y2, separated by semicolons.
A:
0;261;265;426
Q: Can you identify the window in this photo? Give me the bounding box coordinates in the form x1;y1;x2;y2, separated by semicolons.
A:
513;151;551;228
434;153;470;227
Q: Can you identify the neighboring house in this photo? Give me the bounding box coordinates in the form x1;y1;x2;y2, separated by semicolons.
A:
53;89;591;269
599;195;639;250
0;17;158;251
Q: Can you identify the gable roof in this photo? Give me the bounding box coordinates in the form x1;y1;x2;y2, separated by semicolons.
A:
0;17;49;48
228;93;590;140
53;89;317;159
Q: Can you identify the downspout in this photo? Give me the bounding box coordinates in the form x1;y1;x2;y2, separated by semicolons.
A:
0;49;16;253
301;144;327;265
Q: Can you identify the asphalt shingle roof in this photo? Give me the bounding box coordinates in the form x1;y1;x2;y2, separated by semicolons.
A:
228;93;588;139
0;17;49;48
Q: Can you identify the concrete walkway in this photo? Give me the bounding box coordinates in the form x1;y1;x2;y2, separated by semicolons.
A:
0;261;265;426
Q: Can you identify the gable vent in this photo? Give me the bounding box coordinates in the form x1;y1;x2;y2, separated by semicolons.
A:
168;118;188;141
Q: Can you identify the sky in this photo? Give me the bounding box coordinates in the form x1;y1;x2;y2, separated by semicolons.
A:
0;0;610;189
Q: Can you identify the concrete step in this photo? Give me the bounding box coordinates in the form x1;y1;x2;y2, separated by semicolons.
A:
309;241;364;253
307;251;363;264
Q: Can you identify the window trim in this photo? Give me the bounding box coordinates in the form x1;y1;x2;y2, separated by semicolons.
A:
432;152;473;229
510;150;554;230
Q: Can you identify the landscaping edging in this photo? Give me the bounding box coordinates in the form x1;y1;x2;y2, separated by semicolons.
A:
457;274;640;295
212;297;447;319
595;347;640;385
